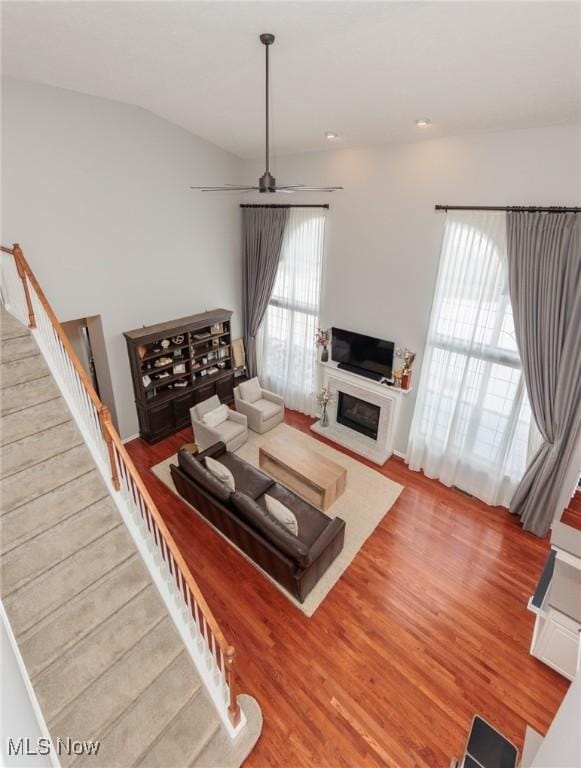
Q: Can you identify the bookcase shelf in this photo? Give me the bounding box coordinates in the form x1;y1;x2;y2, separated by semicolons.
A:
124;309;234;444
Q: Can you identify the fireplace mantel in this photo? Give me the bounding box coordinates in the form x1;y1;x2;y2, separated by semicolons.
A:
311;362;411;465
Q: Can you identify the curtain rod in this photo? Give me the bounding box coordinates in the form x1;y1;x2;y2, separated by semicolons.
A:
435;205;581;213
240;204;329;209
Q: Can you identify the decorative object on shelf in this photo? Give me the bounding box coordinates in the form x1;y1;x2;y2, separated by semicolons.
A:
153;356;173;368
315;328;331;363
315;385;336;428
174;380;188;388
156;371;170;379
210;322;223;335
394;347;416;390
142;374;152;388
161;338;171;349
171;334;185;345
137;345;147;359
172;363;186;375
392;369;403;388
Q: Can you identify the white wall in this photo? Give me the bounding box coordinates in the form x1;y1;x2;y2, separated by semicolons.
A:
243;124;581;453
1;78;244;439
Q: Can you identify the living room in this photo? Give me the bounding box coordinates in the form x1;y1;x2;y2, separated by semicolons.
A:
1;2;580;767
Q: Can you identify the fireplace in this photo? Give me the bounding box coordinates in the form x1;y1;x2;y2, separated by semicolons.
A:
336;392;380;440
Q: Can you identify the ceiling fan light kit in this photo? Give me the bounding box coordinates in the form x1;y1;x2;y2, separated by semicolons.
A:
191;33;343;194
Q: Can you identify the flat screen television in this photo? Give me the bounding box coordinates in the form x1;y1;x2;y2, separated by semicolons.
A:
331;327;395;379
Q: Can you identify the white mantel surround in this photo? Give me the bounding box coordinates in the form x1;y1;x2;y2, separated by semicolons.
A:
311;362;412;465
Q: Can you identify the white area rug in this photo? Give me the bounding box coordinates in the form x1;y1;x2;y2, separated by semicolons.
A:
151;423;403;617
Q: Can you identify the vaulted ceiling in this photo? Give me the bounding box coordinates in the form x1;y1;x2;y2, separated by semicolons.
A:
2;1;580;159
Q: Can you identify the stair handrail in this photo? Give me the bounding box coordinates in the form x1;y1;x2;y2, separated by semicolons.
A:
0;242;241;728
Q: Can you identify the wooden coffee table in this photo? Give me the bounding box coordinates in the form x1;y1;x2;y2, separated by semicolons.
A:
259;437;347;511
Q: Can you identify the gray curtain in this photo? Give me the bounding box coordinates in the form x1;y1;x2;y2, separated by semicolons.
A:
242;206;289;376
507;211;581;536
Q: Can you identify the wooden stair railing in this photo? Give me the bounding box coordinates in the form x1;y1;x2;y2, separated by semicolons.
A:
0;243;241;729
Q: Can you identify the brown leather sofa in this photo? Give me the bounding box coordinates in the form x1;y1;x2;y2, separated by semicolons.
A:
170;442;346;603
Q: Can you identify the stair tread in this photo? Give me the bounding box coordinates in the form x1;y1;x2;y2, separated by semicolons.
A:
1;443;95;512
1;333;38;363
19;554;149;676
1;395;71;445
136;685;219;768
34;584;167;723
1;418;82;477
3;524;134;637
1;353;49;388
1;374;60;415
74;652;207;768
1;310;29;340
50;617;183;767
1;469;107;551
1;495;120;596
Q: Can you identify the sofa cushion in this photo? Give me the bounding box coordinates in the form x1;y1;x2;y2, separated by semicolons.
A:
239;377;262;404
264;494;298;535
252;398;282;420
178;449;232;503
204;456;235;491
231;491;310;568
257;482;329;546
218;451;274;500
202;404;229;428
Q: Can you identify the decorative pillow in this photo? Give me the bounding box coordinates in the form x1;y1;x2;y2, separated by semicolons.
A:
264;494;298;535
239;377;262;404
202;404;229;428
177;450;232;503
230;491;310;568
204;456;235;491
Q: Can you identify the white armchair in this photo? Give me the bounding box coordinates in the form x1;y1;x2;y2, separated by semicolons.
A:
190;395;248;452
234;377;285;434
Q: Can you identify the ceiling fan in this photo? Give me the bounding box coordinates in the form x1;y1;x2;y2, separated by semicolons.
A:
190;33;343;194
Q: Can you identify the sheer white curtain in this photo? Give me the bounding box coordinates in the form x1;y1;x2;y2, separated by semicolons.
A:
407;211;532;507
259;208;326;416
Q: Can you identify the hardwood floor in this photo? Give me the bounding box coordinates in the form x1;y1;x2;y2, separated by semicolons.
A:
126;411;570;768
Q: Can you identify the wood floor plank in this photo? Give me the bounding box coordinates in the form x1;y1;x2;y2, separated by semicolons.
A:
125;410;570;768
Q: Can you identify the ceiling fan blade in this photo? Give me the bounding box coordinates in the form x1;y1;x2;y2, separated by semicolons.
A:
275;185;305;189
191;186;260;192
277;186;344;192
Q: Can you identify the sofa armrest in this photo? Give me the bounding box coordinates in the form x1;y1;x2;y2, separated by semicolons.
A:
305;517;346;566
191;417;221;452
196;441;227;461
262;389;284;407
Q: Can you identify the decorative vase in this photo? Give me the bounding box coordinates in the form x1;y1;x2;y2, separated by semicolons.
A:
321;346;329;363
320;403;329;427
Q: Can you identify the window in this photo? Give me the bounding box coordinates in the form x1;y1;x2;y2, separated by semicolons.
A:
407;212;531;507
259;208;326;416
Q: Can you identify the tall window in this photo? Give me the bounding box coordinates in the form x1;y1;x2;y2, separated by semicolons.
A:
407;212;531;507
259;208;326;416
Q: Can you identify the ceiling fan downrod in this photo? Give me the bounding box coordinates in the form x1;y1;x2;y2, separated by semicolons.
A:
259;33;275;193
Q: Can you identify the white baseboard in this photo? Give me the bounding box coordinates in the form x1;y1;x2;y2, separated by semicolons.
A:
122;433;140;444
393;449;407;461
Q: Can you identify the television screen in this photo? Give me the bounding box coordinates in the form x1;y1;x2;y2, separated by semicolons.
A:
331;328;394;378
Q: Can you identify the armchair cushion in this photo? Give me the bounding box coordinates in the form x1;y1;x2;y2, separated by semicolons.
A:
202;403;229;428
178;449;232;503
238;377;262;404
216;419;246;446
252;398;282;421
193;395;221;420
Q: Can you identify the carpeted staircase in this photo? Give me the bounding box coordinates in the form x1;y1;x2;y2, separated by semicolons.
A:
1;308;261;767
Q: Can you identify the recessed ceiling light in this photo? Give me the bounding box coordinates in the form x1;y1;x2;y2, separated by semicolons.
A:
414;118;432;127
325;131;339;140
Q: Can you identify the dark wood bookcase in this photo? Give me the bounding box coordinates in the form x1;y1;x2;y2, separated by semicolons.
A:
124;309;234;443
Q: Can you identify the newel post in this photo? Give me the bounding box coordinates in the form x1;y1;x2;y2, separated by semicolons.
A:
99;405;120;491
224;645;241;727
12;243;36;329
